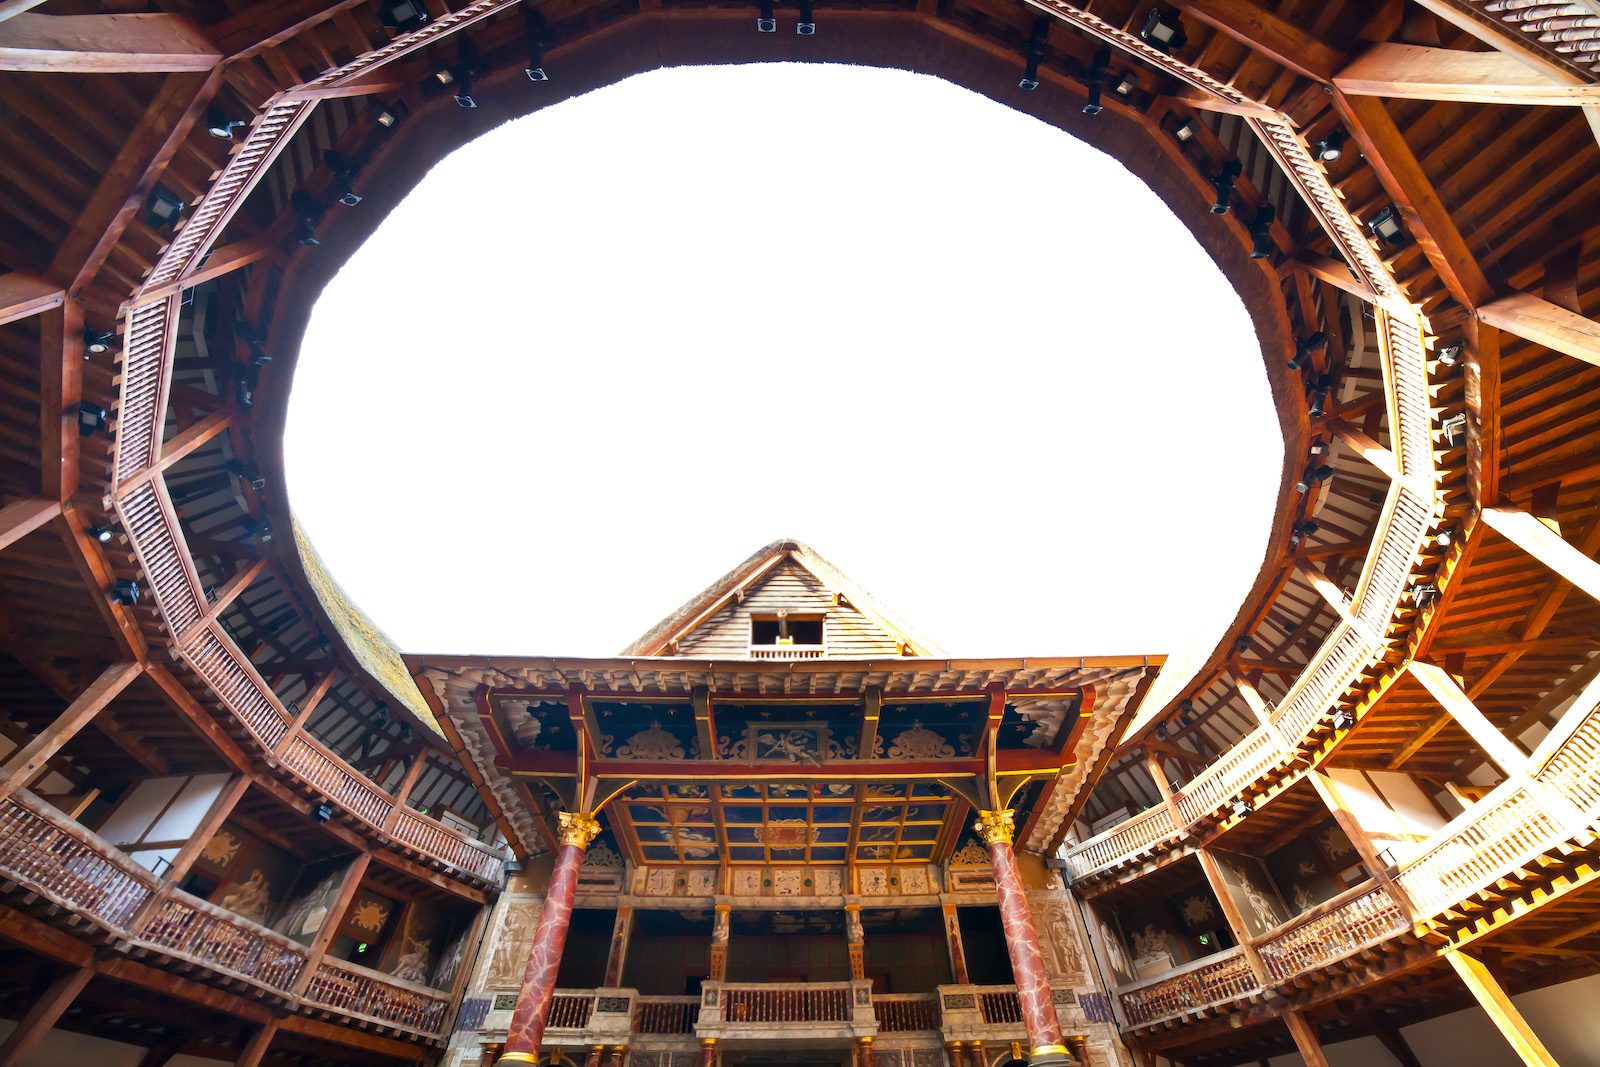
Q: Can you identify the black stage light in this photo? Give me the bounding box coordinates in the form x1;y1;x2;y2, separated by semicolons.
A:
1019;18;1049;91
758;0;776;33
1442;412;1468;447
399;722;413;743
1332;709;1355;731
89;525;114;544
1234;634;1252;655
1313;129;1346;163
1309;439;1328;456
324;150;362;206
1141;7;1187;53
206;105;246;140
374;701;391;728
1437;341;1463;368
1410;582;1439;609
1173;117;1200;143
292;189;324;246
110;578;141;605
797;0;815;35
146;184;185;229
1231;798;1251;819
1113;71;1138;97
454;70;477;108
1210;159;1241;214
1155;722;1168;741
84;327;115;356
314;801;334;821
78;402;107;436
524;8;549;78
1287;331;1327;372
1368;205;1409;247
380;0;429;32
376;99;409;128
1249;205;1275;259
1082;47;1109;115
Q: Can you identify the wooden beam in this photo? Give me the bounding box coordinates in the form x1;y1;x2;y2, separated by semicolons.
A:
1335;43;1600;106
0;12;220;72
177;555;264;647
0;661;142;802
160;773;251;885
1295;254;1379;305
1466;318;1502;509
1407;659;1527;775
40;300;82;503
859;684;881;763
1328;418;1400;481
0;965;93;1063
138;237;273;303
1172;0;1345;80
1478;293;1600;368
234;1020;278;1067
1164;86;1280;121
1227;666;1274;727
50;68;220;294
0;497;61;552
1331;89;1495;311
1408;0;1592;83
1283;1010;1330;1067
145;662;252;774
207;0;365;62
0;1;49;24
1446;951;1559;1066
1483;505;1600;606
291;852;372;994
0;272;63;326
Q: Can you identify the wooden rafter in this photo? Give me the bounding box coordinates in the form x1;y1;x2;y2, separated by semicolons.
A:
1336;44;1600;107
0;12;220;72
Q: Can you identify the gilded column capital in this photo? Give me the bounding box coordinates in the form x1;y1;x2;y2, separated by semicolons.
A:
557;810;602;849
973;808;1015;846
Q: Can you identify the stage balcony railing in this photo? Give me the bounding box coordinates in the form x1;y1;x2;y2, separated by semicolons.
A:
872;992;941;1032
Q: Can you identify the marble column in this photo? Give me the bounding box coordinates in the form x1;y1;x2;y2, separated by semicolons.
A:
585;1045;606;1067
845;903;866;981
975;809;1068;1067
855;1036;874;1067
965;1041;986;1067
944;1042;965;1067
606;1045;627;1067
499;812;602;1064
709;903;731;980
698;1038;718;1067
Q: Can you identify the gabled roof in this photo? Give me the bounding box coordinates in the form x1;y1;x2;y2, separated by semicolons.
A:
622;539;944;658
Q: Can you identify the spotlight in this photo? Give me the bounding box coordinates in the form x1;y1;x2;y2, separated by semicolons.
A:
323;150;362;206
1113;71;1138;97
757;0;776;32
1437;341;1464;368
1177;700;1194;727
1173;117;1199;143
399;722;413;743
1289;519;1319;546
235;321;271;365
1313;129;1346;163
453;70;477;108
1082;47;1109;115
1019;17;1049;91
1140;7;1187;53
1310;439;1328;456
1296;463;1334;493
291;189;324;246
314;801;334;822
1308;374;1332;419
83;328;115;356
245;517;273;544
1231;798;1250;819
1442;412;1468;447
376;99;409;128
235;379;254;409
78;402;108;437
1436;527;1455;549
1288;332;1327;371
1155;721;1167;741
206;105;246;141
1210;159;1241;215
379;0;429;32
524;8;549;79
1332;709;1355;731
145;184;185;229
373;701;391;728
89;525;114;544
1234;634;1252;655
1249;205;1276;259
1368;205;1409;247
227;459;267;491
1410;583;1439;609
109;578;140;606
797;0;814;35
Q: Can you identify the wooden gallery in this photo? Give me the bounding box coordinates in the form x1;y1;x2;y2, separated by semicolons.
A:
1;1;1599;1065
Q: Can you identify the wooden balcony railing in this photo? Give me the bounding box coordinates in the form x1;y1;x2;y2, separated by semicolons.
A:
0;790;450;1038
975;986;1022;1025
747;646;827;660
872;993;941;1032
302;956;451;1035
634;996;699;1034
722;983;853;1023
1116;948;1261;1028
1255;883;1408;983
548;991;596;1030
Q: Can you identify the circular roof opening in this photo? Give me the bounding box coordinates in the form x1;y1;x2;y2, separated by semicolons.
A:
285;63;1279;660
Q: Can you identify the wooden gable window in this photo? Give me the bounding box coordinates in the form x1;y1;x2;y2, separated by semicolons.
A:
750;611;825;650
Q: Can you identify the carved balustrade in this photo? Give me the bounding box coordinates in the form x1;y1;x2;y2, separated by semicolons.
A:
635;996;700;1034
1255;883;1408;983
0;790;452;1038
974;987;1022;1026
872;993;941;1032
1115;948;1262;1028
547;991;598;1030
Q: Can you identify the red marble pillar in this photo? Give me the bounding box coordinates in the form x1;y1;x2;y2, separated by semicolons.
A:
698;1038;718;1067
499;812;601;1065
976;809;1068;1067
585;1045;606;1067
944;1042;965;1067
855;1037;874;1067
965;1041;985;1067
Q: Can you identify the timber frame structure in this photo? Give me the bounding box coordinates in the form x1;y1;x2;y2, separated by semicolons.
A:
0;0;1599;1065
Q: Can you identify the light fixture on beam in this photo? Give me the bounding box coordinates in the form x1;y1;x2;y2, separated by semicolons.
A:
1019;17;1049;91
1409;582;1439;609
797;0;815;35
376;99;409;128
89;525;114;544
1249;204;1275;259
1367;205;1410;247
1173;117;1199;143
314;800;334;822
291;189;324;246
525;8;549;79
379;0;429;32
206;105;246;141
1436;341;1463;368
1309;438;1328;456
1234;634;1252;655
1289;519;1319;546
1210;159;1241;215
1140;7;1187;54
1082;47;1110;115
227;459;268;491
453;70;477;108
1112;71;1138;98
1231;797;1251;819
1435;526;1455;549
1442;412;1468;447
78;402;108;436
83;327;115;357
1331;709;1355;731
145;185;185;229
757;0;776;33
1296;463;1333;494
1287;332;1328;372
1154;721;1168;741
323;150;362;206
109;578;140;606
1313;129;1345;163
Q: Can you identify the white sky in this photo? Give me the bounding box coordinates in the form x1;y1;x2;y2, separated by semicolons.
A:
285;63;1279;667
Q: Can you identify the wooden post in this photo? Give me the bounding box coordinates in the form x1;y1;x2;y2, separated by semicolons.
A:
1374;1026;1423;1067
941;902;969;984
234;1019;278;1067
0;964;93;1063
1282;1010;1330;1067
604;904;633;987
160;773;251;885
381;750;430;831
1306;770;1416;916
1477;293;1600;369
1446;951;1559;1066
291;851;373;995
1407;660;1528;775
0;497;61;552
0;661;141;803
274;669;340;754
1193;847;1271;988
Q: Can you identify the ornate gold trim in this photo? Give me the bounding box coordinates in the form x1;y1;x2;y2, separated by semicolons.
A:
1030;1046;1068;1058
973;808;1015;846
498;1054;540;1063
557;810;603;849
